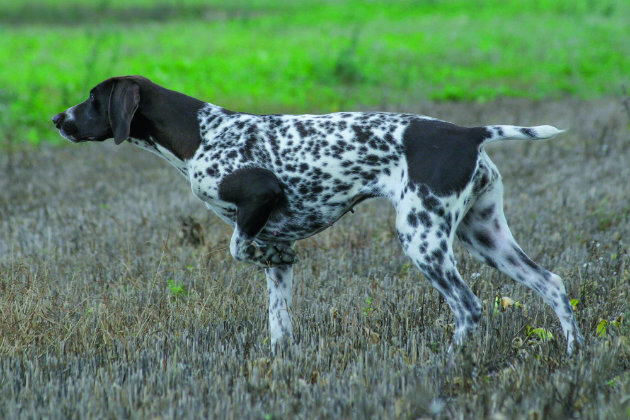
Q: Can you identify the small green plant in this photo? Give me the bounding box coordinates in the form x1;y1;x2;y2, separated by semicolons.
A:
167;279;187;298
526;325;554;341
597;316;624;338
362;296;374;316
597;318;609;338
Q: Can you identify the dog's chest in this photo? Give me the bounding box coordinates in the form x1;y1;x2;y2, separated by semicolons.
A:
187;166;236;224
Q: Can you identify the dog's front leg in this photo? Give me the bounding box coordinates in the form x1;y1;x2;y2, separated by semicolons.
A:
220;167;295;267
265;265;294;353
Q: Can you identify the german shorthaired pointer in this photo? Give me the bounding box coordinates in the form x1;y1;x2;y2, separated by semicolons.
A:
53;75;584;354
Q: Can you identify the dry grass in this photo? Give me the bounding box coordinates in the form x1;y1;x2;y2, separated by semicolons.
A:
1;98;629;419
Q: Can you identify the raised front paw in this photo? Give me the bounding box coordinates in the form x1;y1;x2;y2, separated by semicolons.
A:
245;243;296;267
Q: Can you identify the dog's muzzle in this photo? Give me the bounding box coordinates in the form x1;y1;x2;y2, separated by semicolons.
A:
52;112;81;142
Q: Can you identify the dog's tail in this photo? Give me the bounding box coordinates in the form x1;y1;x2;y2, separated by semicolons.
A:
479;125;566;146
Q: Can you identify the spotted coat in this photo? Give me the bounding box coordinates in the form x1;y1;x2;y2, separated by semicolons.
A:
53;76;584;355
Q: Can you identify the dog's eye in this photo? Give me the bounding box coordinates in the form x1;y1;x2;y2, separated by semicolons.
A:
89;92;99;106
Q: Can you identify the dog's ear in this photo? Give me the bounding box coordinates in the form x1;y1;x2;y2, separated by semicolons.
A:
108;79;140;145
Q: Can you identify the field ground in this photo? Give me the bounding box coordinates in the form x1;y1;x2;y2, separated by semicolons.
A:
1;97;629;419
1;0;630;417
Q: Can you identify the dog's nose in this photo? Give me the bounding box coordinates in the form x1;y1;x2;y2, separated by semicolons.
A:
52;113;65;128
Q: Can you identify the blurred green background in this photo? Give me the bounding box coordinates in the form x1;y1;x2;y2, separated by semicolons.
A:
0;0;628;145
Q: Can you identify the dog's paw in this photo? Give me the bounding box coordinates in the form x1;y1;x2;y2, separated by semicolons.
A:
245;243;296;267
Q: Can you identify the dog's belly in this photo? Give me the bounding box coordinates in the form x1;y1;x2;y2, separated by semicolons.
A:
257;208;348;241
202;189;365;242
258;191;371;241
257;218;333;241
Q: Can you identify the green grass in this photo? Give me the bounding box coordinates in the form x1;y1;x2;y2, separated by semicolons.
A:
0;0;628;144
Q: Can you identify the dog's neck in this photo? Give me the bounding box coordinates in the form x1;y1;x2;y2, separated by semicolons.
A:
128;136;190;177
127;80;206;165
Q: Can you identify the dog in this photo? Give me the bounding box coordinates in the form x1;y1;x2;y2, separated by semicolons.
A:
53;75;584;354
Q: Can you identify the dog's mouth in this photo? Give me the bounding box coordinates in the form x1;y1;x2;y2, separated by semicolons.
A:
56;119;97;142
75;135;97;142
58;130;80;143
58;128;97;143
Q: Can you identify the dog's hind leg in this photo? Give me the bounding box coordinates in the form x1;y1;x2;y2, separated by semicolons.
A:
456;177;584;353
396;194;483;349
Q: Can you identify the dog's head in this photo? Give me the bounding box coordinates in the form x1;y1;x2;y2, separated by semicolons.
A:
53;76;148;145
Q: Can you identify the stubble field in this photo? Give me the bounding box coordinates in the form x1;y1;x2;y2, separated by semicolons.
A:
1;97;629;419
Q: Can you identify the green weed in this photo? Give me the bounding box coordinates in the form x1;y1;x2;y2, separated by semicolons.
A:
526;325;555;341
167;278;187;298
362;296;375;317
